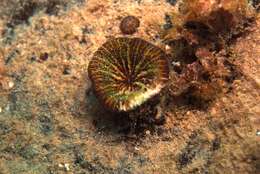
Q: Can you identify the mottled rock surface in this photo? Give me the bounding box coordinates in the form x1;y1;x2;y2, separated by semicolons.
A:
0;0;259;174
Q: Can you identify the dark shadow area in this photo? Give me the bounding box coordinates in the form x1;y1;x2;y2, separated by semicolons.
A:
166;38;197;66
169;86;214;110
6;1;39;28
1;0;86;44
84;89;166;139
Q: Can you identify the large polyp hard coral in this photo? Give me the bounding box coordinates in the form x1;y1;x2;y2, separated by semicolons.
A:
88;37;169;112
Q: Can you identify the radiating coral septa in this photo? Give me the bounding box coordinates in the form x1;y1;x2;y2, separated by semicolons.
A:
88;37;169;112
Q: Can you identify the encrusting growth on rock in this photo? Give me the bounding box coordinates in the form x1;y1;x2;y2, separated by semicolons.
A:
88;37;169;112
161;0;256;107
164;0;255;47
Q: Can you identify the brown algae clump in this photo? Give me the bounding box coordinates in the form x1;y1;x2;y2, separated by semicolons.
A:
164;0;255;46
120;16;140;35
88;37;169;112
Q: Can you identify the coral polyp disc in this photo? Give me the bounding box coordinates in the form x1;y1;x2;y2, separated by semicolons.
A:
88;37;169;112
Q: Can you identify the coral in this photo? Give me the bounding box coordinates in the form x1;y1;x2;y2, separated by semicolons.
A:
88;37;169;112
119;16;140;35
0;0;259;173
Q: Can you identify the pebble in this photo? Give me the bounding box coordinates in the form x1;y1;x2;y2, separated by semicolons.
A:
172;61;181;67
165;44;172;54
58;163;70;171
63;67;71;75
8;81;14;89
145;130;151;135
134;146;140;151
64;163;70;171
256;130;260;136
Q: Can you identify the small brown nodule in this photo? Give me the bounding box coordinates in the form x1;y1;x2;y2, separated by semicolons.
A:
39;52;49;61
120;16;140;35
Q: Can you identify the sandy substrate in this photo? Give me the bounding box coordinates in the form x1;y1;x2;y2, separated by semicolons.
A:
0;0;259;174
